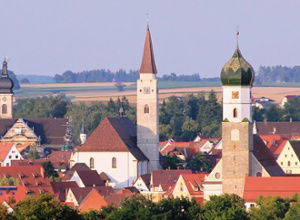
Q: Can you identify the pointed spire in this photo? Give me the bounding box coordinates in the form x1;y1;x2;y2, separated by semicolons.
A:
139;26;157;74
2;59;8;76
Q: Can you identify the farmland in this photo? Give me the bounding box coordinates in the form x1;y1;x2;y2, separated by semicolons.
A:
15;81;300;105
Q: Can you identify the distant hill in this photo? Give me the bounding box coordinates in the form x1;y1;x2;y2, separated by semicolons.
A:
17;75;55;84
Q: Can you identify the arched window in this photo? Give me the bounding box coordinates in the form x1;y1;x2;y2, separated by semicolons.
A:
2;104;7;114
233;108;237;118
144;104;149;114
256;172;262;177
90;157;94;169
288;161;291;166
112;157;117;168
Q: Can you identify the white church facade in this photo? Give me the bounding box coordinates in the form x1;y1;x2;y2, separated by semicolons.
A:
71;27;160;188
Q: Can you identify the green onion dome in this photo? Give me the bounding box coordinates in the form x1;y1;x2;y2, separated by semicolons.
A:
221;47;255;86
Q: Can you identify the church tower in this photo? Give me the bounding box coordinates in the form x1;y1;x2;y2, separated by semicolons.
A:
0;59;14;119
137;26;160;172
221;38;255;197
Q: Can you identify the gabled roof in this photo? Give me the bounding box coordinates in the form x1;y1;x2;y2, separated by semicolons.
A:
70;186;114;205
253;135;285;176
289;141;300;160
256;122;300;136
77;117;148;161
181;174;206;196
244;176;300;202
105;192;136;207
51;181;78;202
0;143;15;162
75;170;105;187
47;151;72;169
139;26;157;74
71;163;90;171
0;118;68;145
151;170;192;190
78;189;108;213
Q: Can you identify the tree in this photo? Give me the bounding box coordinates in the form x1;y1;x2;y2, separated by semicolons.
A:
265;105;282;122
186;152;212;173
202;194;249;220
284;97;300;121
155;197;202;220
249;196;291;220
0;203;13;220
28;145;40;160
13;194;81;220
284;201;300;220
41;161;58;179
105;196;156;220
161;156;184;170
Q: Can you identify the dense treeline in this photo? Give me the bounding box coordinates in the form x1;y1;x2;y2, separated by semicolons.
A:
14;93;300;144
160;91;222;141
54;70;204;83
253;97;300;122
257;65;300;84
14;92;221;144
2;193;300;219
14;96;135;145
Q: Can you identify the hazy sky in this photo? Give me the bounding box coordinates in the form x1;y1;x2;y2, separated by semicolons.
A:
0;0;300;77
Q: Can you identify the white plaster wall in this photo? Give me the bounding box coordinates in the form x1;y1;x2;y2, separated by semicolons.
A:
69;171;85;187
134;177;149;192
203;183;223;201
137;75;160;171
3;145;23;167
72;151;140;188
250;153;270;177
277;142;300;174
223;86;252;122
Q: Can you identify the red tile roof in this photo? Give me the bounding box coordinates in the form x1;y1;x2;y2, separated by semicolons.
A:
256;122;300;136
0;185;26;204
244;176;300;202
78;189;108;213
51;181;78;202
75;170;105;187
47;151;72;169
181;174;206;196
77;117;147;161
0;143;15;162
139;26;157;74
151;170;192;191
105;192;136;207
0;165;53;195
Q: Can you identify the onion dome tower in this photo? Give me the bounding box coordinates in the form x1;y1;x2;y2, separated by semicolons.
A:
0;59;14;119
221;40;255;122
221;32;255;197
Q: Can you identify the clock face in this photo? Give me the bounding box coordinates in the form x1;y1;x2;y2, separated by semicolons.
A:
232;91;239;99
2;97;7;102
143;87;150;94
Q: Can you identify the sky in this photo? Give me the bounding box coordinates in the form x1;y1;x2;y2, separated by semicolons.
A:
0;0;300;77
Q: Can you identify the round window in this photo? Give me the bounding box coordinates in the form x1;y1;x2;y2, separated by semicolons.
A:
215;172;221;179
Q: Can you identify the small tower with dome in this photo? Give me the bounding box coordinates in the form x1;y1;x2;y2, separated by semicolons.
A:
0;59;14;119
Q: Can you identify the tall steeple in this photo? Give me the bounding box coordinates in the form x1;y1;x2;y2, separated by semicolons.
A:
137;26;160;173
139;26;157;74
